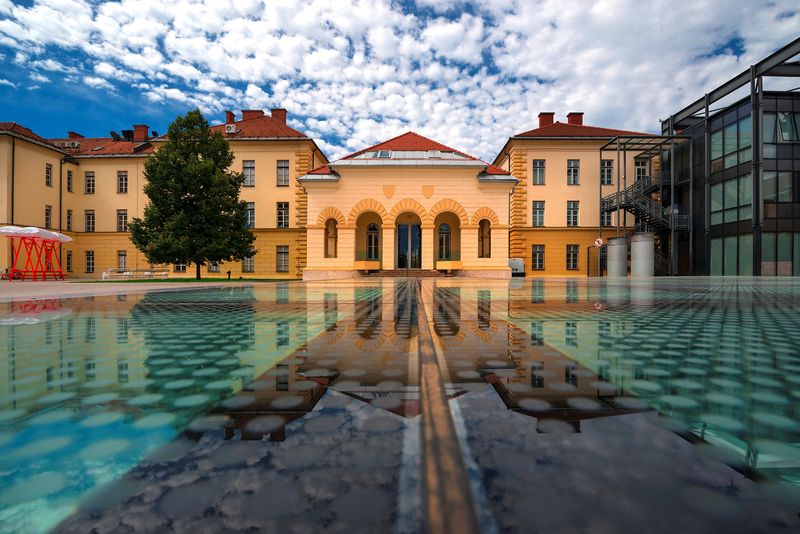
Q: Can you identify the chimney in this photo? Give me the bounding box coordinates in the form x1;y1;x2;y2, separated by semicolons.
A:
538;112;555;128
133;124;149;142
241;109;263;121
567;112;584;126
67;131;84;139
271;108;287;124
225;110;235;124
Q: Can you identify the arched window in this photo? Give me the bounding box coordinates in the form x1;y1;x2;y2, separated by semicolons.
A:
367;223;380;260
324;219;338;258
479;219;491;258
438;223;451;260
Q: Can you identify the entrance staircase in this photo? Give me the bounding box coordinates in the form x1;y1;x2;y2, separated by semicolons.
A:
367;269;452;278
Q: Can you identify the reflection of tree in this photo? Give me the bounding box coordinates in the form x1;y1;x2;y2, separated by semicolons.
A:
129;287;258;428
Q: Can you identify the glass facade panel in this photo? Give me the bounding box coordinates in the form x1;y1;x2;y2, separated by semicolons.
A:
795;234;800;277
761;232;776;276
723;235;737;276
710;183;723;212
778;112;798;142
710;238;722;275
710;130;723;160
723;123;737;155
739;234;753;275
738;114;752;148
763;171;777;202
763;113;777;143
778;172;792;202
778;232;792;275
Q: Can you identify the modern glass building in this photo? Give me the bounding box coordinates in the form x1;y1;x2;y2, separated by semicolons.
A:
661;37;800;275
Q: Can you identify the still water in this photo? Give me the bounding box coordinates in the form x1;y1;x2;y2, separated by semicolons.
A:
0;278;798;532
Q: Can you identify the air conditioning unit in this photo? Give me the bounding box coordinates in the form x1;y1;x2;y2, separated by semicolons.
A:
225;124;238;134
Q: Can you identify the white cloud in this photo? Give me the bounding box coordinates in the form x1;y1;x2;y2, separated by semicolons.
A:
0;77;17;88
0;0;797;160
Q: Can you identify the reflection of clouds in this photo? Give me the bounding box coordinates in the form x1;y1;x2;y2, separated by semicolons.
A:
59;390;421;532
454;387;799;533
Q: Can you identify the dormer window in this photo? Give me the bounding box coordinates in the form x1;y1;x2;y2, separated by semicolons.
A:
428;150;441;158
377;150;391;158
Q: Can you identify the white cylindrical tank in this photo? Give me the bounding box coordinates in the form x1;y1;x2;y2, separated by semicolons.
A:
631;232;655;277
606;237;627;277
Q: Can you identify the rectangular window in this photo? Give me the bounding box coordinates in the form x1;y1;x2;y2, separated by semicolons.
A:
208;261;220;273
778;112;798;142
635;159;647;181
45;163;52;187
277;160;290;186
174;262;186;272
84;171;95;194
117;250;127;270
566;244;579;270
277;202;289;228
567;159;580;185
532;201;545;227
117;209;128;232
243;160;255;186
66;170;73;192
44;205;52;228
276;245;289;272
85;250;94;273
242;255;255;272
600;159;613;185
532;159;545;185
567;201;579;226
530;322;543;347
601;211;612;227
531;244;544;270
85;210;95;232
778;171;792;202
66;250;73;272
117;171;128;193
246;202;255;227
66;209;72;231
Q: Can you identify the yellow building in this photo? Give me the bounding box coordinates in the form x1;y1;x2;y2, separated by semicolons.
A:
300;132;516;280
494;112;646;275
3;110;659;280
1;110;327;279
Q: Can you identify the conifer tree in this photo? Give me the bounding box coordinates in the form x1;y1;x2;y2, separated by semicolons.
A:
129;109;255;280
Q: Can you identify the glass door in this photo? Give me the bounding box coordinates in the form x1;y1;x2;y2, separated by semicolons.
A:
397;224;422;269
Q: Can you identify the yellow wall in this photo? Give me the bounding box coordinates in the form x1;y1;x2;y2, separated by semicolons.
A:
502;138;641;275
303;166;514;278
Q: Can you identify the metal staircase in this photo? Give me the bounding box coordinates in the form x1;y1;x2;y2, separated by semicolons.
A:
601;172;688;232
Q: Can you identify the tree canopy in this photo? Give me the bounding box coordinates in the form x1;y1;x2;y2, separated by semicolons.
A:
129;109;255;279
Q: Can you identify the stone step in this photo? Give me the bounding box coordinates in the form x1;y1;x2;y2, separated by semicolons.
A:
367;269;453;278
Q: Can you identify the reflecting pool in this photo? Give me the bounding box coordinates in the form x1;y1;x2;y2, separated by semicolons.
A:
0;278;798;532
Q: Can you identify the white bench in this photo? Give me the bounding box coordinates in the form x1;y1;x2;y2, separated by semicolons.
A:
102;268;170;280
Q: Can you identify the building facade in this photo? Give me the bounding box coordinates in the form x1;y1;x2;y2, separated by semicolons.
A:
1;109;326;279
493;112;642;276
660;37;800;276
3;109;666;280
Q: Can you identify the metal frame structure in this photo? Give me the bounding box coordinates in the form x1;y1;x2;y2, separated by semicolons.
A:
597;135;689;276
6;236;65;281
660;36;800;276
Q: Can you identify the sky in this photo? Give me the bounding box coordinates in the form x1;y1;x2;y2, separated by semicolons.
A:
0;0;798;161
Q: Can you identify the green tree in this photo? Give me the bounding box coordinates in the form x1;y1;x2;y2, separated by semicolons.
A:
129;109;255;280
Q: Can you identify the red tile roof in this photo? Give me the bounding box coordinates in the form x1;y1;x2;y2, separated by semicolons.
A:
515;121;652;138
210;112;308;139
0;122;59;148
48;137;154;156
303;131;510;176
342;131;470;159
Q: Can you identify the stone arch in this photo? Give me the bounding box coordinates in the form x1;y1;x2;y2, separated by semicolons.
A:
316;206;346;226
348;198;389;225
389;198;428;223
428;198;469;226
471;207;500;226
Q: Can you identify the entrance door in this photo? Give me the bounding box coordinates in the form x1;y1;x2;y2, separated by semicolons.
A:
397;224;422;269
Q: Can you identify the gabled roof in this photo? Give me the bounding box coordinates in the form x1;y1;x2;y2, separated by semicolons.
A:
342;131;470;159
209;112;308;139
303;131;511;178
48;137;154;156
0;122;63;152
514;121;651;139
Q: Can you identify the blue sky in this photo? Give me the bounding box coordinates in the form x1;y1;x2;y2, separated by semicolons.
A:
0;0;798;160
